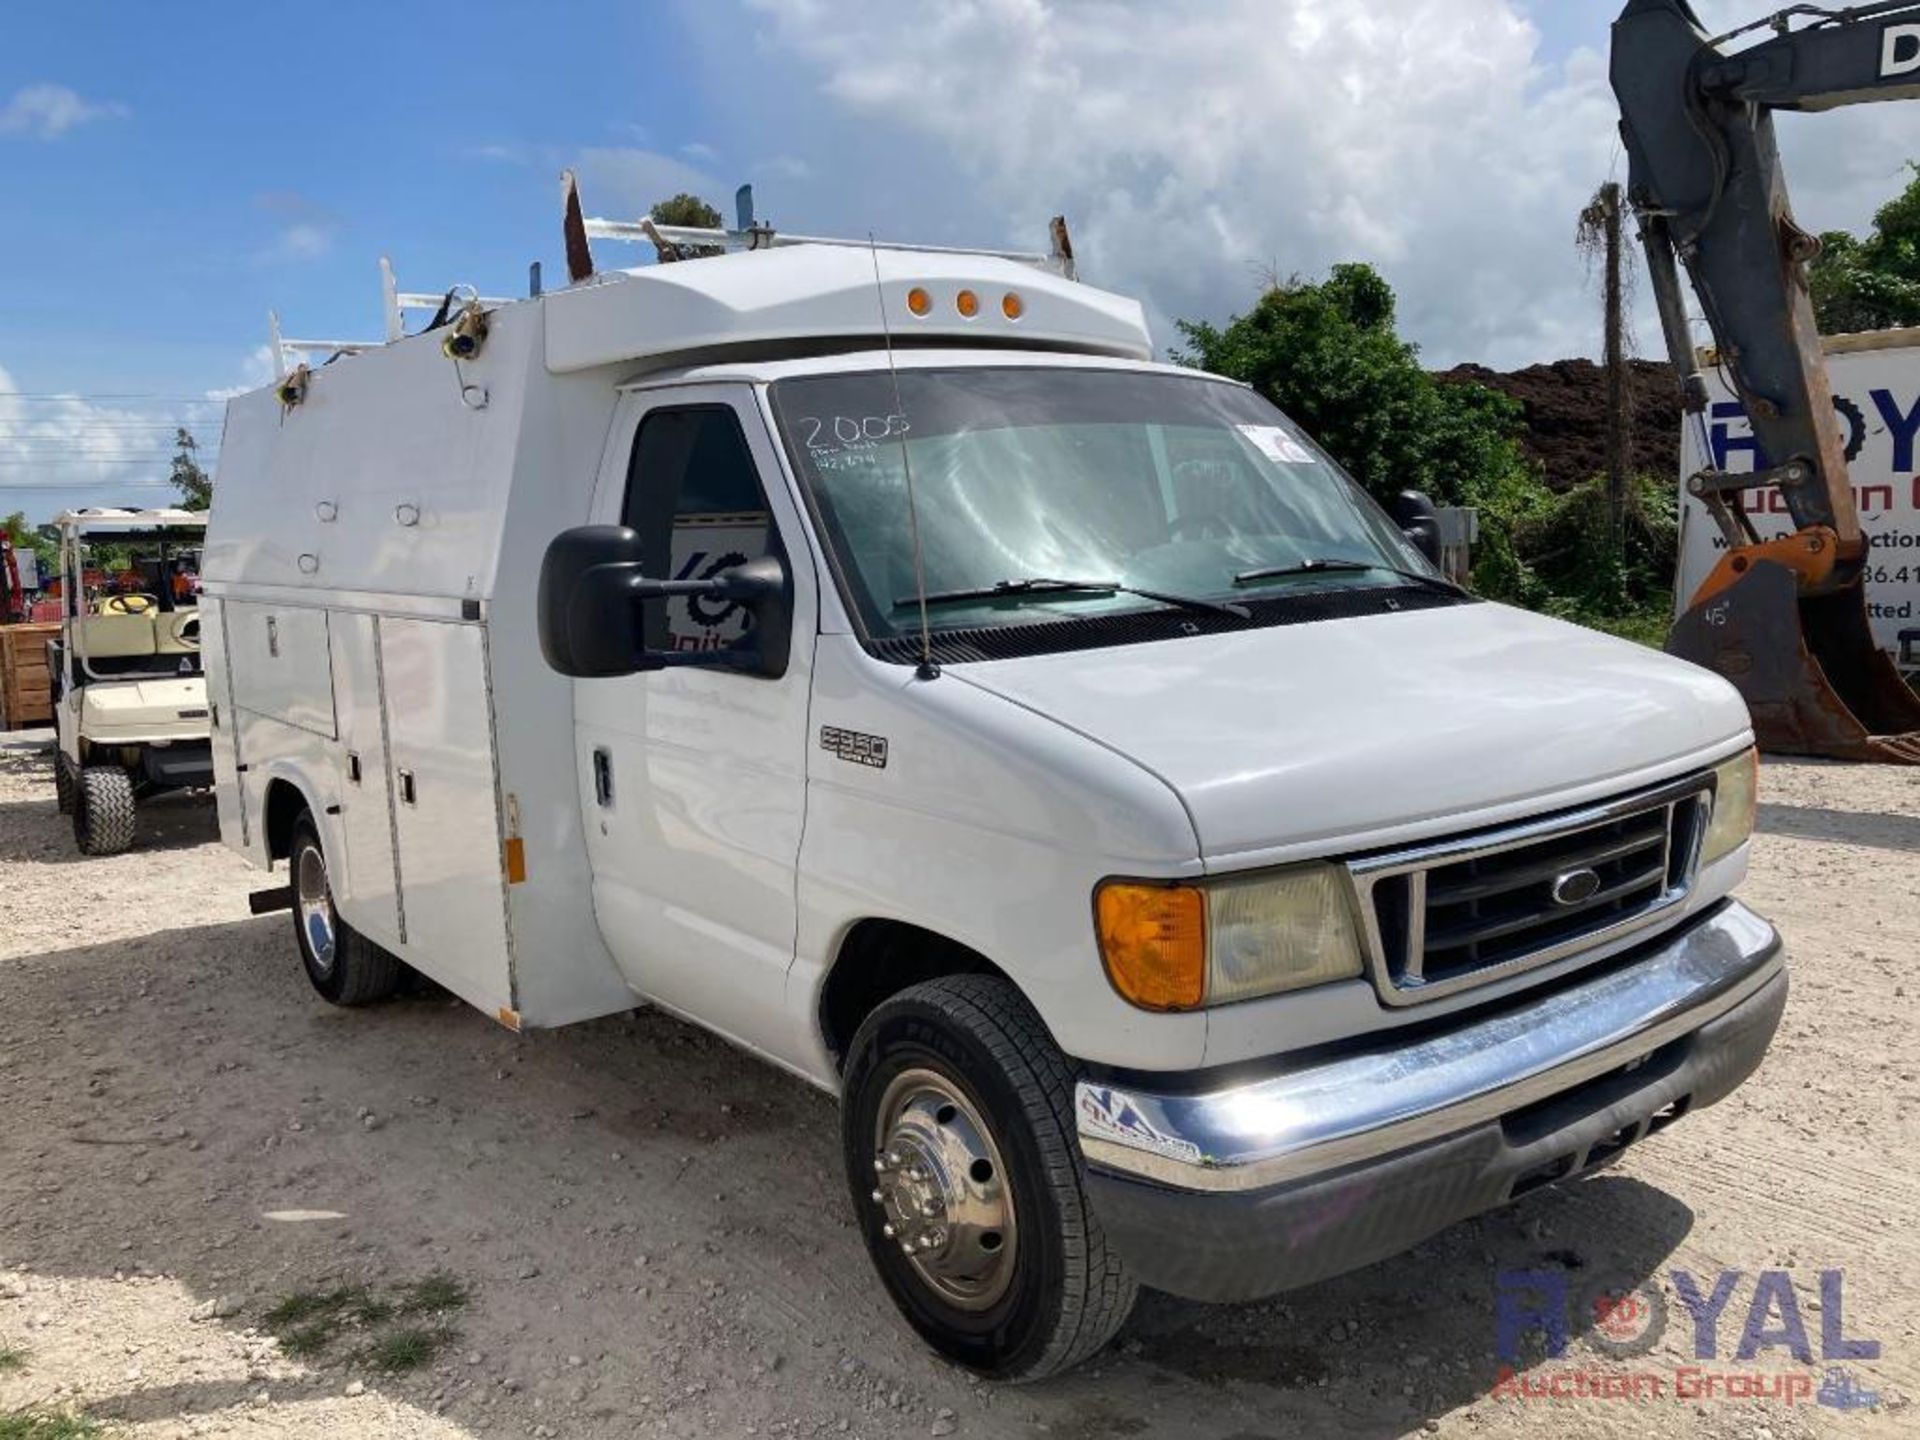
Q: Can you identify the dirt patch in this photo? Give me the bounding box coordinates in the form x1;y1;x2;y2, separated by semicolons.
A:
1;731;1916;1437
1438;359;1681;490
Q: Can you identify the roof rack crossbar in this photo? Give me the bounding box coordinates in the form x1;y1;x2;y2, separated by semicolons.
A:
586;218;1059;268
379;258;515;342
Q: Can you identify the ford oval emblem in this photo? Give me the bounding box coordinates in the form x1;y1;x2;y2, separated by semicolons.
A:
1550;867;1603;907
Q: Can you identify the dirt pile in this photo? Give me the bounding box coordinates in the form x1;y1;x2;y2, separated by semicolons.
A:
1439;358;1681;491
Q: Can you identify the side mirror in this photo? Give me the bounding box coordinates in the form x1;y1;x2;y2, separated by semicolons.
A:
538;525;792;679
1390;490;1443;568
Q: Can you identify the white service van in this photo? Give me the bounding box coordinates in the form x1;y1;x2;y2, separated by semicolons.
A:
205;221;1784;1379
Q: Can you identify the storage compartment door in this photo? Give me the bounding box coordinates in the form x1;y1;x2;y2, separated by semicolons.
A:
202;598;251;854
329;612;402;950
381;617;513;1017
224;600;337;739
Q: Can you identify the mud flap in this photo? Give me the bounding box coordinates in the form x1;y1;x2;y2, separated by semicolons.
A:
1668;560;1920;763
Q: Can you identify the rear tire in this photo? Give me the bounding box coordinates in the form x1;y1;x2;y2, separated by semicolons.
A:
53;750;77;815
289;812;400;1006
72;766;136;854
841;974;1137;1380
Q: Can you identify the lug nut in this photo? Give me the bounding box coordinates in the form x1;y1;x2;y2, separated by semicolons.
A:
871;1189;884;1203
919;1198;943;1218
882;1223;895;1238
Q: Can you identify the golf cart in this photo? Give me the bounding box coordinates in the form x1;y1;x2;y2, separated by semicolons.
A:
49;508;213;853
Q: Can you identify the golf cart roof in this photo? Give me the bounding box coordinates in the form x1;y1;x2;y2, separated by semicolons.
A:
55;507;208;535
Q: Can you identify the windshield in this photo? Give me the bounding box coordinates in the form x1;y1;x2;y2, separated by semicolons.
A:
768;366;1439;642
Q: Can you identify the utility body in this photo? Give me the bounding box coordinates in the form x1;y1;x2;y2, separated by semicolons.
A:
206;197;1783;1378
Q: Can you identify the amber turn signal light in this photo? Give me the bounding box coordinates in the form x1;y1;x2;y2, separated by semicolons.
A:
955;288;980;318
1001;291;1024;320
906;287;932;317
1095;882;1206;1010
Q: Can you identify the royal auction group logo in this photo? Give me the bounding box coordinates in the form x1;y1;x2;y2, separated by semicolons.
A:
1491;1268;1883;1412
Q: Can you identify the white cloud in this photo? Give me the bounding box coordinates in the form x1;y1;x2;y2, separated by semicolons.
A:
254;192;339;264
204;345;281;403
0;364;222;520
573;146;723;215
753;153;814;182
740;0;1920;367
0;83;125;139
681;140;719;162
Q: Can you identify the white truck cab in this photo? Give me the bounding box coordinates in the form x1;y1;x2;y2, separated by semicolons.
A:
205;227;1783;1379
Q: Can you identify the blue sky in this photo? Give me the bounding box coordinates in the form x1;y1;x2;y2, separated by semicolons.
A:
3;1;1915;520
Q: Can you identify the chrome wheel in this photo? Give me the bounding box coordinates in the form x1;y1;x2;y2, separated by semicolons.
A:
295;841;337;975
870;1068;1018;1311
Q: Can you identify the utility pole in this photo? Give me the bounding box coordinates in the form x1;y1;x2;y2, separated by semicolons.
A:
1600;181;1628;555
1580;182;1633;554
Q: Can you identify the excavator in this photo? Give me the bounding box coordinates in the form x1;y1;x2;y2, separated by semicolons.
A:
1614;0;1920;761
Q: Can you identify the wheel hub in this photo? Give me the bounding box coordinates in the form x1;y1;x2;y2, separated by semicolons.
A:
870;1069;1017;1311
295;843;337;974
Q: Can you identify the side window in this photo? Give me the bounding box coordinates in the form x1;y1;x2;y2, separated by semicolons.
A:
623;405;777;655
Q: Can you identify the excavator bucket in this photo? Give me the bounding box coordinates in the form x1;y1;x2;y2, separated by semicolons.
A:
1668;561;1920;763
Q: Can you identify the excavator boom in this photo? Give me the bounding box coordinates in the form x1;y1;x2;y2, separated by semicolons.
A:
1613;0;1920;761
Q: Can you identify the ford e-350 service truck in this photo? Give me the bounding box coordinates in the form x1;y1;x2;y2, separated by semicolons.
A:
204;220;1783;1379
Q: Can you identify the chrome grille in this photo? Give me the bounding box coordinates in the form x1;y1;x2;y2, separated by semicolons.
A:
1349;775;1710;1006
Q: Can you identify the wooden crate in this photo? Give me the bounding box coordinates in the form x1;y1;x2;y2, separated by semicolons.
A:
0;621;60;730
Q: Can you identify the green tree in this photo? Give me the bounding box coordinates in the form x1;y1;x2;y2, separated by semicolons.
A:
1173;264;1543;596
649;193;726;259
169;427;212;511
1809;164;1920;334
1174;264;1679;641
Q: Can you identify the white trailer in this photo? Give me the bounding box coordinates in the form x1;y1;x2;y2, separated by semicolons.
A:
208;205;1784;1378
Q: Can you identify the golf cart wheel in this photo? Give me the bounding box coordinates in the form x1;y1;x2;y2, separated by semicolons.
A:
289;812;400;1007
53;750;77;815
841;974;1137;1381
72;765;136;855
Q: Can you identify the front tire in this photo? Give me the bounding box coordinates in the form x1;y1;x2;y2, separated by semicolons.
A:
72;766;136;854
841;975;1137;1380
289;813;400;1006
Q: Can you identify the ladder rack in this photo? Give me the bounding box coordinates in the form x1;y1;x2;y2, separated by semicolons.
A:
264;180;1080;381
573;181;1077;281
270;260;517;377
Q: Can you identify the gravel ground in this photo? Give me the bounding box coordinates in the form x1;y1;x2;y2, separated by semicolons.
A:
0;732;1915;1439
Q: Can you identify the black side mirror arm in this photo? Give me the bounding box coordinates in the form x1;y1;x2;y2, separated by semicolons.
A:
622;555;792;678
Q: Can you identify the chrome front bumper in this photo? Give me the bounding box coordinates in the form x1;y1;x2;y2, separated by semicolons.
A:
1075;900;1783;1194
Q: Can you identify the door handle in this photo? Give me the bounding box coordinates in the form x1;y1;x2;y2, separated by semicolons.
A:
346;751;362;784
398;768;417;805
592;747;613;808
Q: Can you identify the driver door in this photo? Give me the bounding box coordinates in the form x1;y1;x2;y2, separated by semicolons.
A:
573;385;818;1065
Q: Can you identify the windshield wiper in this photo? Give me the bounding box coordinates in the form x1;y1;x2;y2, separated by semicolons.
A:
895;577;1250;620
1232;558;1469;597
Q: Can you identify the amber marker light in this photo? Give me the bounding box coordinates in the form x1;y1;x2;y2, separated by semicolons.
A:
1001;291;1025;320
906;287;933;316
955;288;980;318
1095;882;1207;1010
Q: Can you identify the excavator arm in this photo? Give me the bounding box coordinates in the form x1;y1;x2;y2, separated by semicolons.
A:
1613;0;1920;761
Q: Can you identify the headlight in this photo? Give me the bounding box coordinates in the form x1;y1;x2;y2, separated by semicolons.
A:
1095;863;1365;1011
1700;747;1758;868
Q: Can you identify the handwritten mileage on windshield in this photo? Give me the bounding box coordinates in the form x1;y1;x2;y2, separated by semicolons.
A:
796;414;911;473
